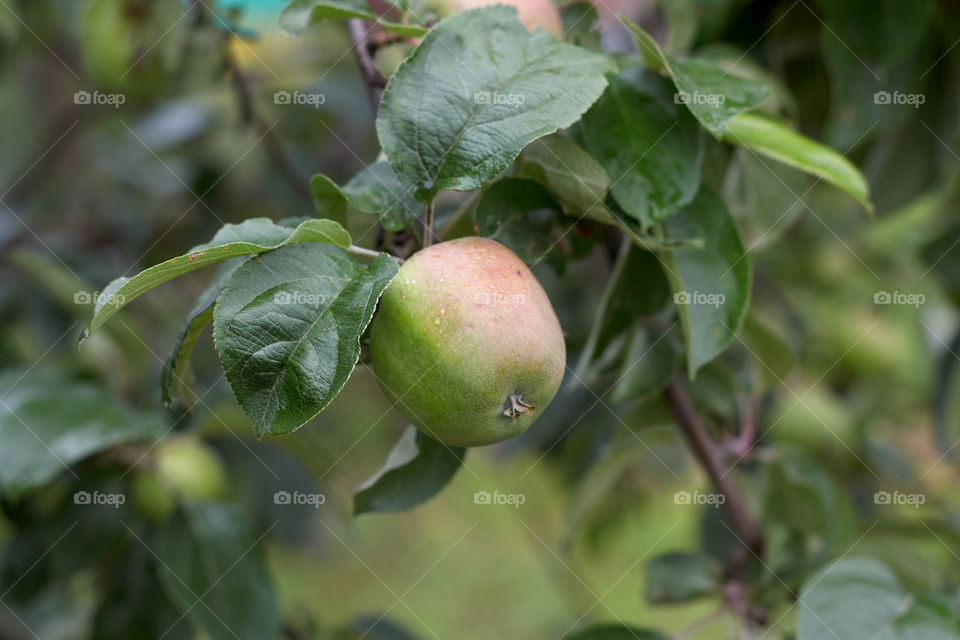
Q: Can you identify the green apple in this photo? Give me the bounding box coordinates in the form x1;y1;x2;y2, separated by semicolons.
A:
369;237;566;446
131;437;228;519
154;438;227;500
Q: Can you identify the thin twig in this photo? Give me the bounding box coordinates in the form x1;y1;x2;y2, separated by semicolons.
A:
663;378;764;555
347;18;387;112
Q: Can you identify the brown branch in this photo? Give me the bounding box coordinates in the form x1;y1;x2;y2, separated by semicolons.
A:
663;378;764;555
347;18;387;113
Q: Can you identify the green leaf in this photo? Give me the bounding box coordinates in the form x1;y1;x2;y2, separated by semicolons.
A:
763;453;857;565
798;558;958;640
663;188;750;376
161;260;243;410
474;177;564;269
623;18;770;136
581;70;703;227
818;0;934;148
339;616;421;640
721;113;874;215
596;248;672;355
376;5;615;202
739;311;794;385
723;148;810;251
0;369;166;495
312;163;424;233
157;502;280;640
567;625;668;640
353;426;465;515
213;243;398;438
309;174;348;225
278;0;428;38
644;552;721;604
516;133;610;220
611;322;679;403
343;161;425;232
560;2;601;50
81;217;352;343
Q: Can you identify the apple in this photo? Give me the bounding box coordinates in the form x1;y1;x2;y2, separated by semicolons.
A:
429;0;564;38
369;237;566;446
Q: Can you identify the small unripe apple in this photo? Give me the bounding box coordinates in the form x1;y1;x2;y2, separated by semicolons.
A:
431;0;564;38
131;437;228;519
154;438;227;500
369;237;566;446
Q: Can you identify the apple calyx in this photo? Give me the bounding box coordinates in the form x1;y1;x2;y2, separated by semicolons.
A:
503;393;535;420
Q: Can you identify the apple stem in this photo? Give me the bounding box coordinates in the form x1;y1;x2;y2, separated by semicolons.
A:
503;393;535;420
423;198;436;248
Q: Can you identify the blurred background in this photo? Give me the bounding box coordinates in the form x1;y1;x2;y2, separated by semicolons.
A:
1;0;960;638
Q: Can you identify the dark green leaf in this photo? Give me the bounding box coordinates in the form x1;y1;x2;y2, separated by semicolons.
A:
474;177;563;268
611;322;679;403
213;243;398;438
343;161;425;232
338;615;421;639
764;452;857;558
0;369;166;495
376;5;615;201
157;502;280;640
560;2;601;50
161;259;242;410
623;19;770;136
310;174;348;225
516;133;610;220
354;426;465;515
82;217;351;342
645;552;721;603
596;248;672;355
663;188;750;376
312;162;424;233
581;70;703;227
278;0;428;38
567;625;668;640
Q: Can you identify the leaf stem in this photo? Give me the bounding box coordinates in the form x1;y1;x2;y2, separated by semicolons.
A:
422;198;436;248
